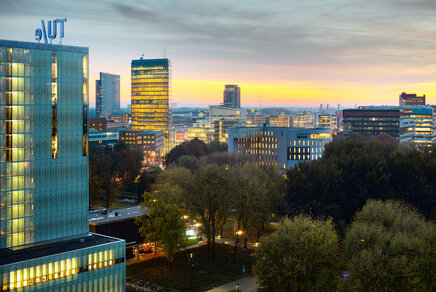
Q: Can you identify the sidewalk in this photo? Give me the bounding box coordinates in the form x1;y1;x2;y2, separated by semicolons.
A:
207;276;257;292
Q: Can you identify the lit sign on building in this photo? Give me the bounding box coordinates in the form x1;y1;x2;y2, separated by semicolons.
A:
35;18;67;44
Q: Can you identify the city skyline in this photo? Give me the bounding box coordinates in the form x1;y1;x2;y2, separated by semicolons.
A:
1;0;436;107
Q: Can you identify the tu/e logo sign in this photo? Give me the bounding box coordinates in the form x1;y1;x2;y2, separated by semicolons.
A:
35;18;67;44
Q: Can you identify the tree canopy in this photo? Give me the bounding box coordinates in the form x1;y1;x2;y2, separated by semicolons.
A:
253;215;341;292
341;200;436;291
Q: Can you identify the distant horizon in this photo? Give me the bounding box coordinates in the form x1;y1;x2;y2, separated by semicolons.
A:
2;1;436;107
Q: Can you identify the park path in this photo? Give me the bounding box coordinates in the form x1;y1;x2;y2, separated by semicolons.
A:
207;276;257;292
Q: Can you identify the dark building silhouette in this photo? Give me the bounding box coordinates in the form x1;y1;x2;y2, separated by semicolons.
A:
223;84;241;108
399;92;425;107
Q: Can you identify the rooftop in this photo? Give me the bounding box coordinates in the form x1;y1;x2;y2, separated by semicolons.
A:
89;206;147;225
0;233;122;266
0;39;88;54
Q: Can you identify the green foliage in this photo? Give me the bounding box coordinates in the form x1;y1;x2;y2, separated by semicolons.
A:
89;142;143;208
126;243;253;292
136;183;186;267
286;139;436;225
253;215;340;292
205;141;228;154
230;164;286;253
173;155;202;171
136;165;162;202
165;138;207;166
342;200;436;291
165;139;229;167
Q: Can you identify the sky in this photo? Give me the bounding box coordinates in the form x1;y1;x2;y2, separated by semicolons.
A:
1;0;436;107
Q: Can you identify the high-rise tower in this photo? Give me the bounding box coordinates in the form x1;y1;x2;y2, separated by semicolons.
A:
131;58;171;153
96;72;120;118
0;40;125;291
223;85;240;108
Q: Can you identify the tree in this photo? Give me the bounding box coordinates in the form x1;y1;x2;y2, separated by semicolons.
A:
253;215;341;292
205;141;228;154
172;155;202;172
342;200;436;291
165;138;207;166
136;165;162;202
230;164;285;254
188;164;233;258
136;183;186;269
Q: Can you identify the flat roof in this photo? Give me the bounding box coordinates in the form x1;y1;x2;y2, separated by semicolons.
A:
89;206;147;225
0;233;122;266
0;39;88;54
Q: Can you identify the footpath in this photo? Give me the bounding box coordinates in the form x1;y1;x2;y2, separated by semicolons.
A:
207;276;257;292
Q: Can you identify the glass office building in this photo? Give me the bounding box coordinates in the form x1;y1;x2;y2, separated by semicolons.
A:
228;126;333;169
131;58;171;154
0;40;125;291
96;72;120;118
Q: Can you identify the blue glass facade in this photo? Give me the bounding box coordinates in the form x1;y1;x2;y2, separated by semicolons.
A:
0;40;125;291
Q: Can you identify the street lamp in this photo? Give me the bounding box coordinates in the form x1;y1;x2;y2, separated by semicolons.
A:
188;252;197;292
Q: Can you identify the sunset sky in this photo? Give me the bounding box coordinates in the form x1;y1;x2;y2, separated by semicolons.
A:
1;0;436;107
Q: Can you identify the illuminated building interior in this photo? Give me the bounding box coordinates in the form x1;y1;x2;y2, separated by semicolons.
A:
0;40;125;291
228;126;333;169
131;59;171;154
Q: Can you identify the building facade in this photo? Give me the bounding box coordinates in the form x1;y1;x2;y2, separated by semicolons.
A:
400;107;436;151
269;113;291;127
209;105;247;125
119;130;165;164
0;40;125;291
131;58;171;153
223;85;240;108
96;72;120;118
89;130;119;147
89;117;107;131
399;92;426;107
343;107;401;138
228;126;332;169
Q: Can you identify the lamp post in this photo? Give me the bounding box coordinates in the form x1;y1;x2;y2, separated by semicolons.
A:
188;252;197;292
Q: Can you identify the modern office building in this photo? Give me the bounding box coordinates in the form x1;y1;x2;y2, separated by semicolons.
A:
96;72;120;118
400;107;436;151
212;120;247;143
209;105;247;125
89;130;119;147
89;117;107;131
269;113;291;127
399;92;426;107
228;126;332;169
343;107;401;137
247;113;267;126
223;85;240;108
119;129;165;164
291;111;316;128
187;125;214;144
0;40;125;291
131;58;171;153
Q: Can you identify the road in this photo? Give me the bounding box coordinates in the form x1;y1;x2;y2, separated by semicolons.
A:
207;276;257;292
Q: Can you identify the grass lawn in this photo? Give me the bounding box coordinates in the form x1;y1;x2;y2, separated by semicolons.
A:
127;243;254;292
179;237;199;248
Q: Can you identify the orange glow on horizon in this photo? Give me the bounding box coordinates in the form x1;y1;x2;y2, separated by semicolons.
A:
89;76;436;107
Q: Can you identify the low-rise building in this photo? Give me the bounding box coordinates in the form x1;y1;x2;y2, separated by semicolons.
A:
89;117;107;131
343;107;401;138
89;129;119;146
269;113;291;127
119;130;165;164
400;107;436;151
228;126;333;169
